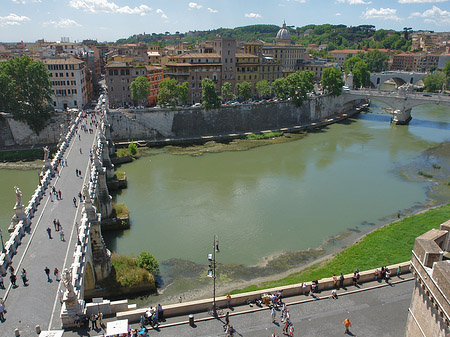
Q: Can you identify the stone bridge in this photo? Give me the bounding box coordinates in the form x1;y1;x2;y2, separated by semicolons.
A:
342;89;450;124
0;95;119;334
370;71;428;88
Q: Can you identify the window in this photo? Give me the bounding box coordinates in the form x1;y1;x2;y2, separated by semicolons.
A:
109;70;113;76
55;73;58;77
74;100;77;106
60;73;63;77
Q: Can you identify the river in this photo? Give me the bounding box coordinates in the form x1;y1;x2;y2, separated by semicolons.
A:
1;100;449;305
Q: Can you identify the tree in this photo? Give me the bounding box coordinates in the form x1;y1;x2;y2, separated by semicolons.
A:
221;82;236;102
177;82;189;105
364;50;389;73
343;56;363;75
128;142;138;155
256;80;271;98
137;251;160;276
157;78;178;107
0;56;53;134
321;67;344;96
286;70;314;106
272;78;289;100
443;59;450;78
424;72;447;93
236;81;252;101
130;76;150;106
201;78;221;109
352;61;370;88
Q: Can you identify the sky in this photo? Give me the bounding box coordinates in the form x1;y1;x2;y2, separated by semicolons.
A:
0;0;449;43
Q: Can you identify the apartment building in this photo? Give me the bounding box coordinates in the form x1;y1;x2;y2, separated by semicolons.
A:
213;38;236;83
235;53;259;93
146;65;165;106
295;59;339;82
106;62;147;107
42;56;89;110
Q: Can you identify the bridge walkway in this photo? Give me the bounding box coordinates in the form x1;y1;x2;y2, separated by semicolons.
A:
0;115;99;336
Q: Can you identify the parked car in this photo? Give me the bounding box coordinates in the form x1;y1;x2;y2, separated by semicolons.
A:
423;94;432;97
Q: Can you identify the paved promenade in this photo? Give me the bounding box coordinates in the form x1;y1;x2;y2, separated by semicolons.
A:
0;115;99;336
63;276;414;337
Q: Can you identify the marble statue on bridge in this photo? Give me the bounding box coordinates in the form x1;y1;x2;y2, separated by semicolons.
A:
14;186;22;207
62;268;75;298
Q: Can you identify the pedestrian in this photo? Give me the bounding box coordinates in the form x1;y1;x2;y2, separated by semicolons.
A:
9;265;14;274
98;311;103;326
288;323;294;337
224;311;229;329
59;229;65;241
157;303;164;321
59;289;64;304
73;197;77;207
178;296;182;303
0;300;4;321
65;159;68;166
53;218;58;231
10;273;16;287
352;272;357;286
21;268;27;285
226;293;231;308
340;272;344;288
283;320;290;334
45;266;51;281
76;169;78;177
343;317;352;333
271;306;276;322
50;193;53;202
397;265;402;278
79;148;82;154
57;219;61;231
0;275;4;288
78;191;82;202
46;227;52;239
281;303;287;322
58;190;62;200
302;281;307;295
333;274;338;288
90;313;98;329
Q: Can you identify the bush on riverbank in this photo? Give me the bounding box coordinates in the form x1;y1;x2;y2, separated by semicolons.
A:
113;202;130;218
246;131;283;140
0;149;44;161
110;253;154;288
137;251;160;276
230;204;450;294
114;170;126;180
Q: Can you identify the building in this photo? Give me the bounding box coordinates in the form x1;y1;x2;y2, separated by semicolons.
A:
213;38;236;83
235;53;259;93
390;53;419;71
295;59;339;82
417;54;440;71
42;56;89;110
146;65;165;106
329;49;363;65
406;220;450;337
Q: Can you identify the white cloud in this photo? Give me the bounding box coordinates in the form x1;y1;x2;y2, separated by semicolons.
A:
188;2;202;9
207;8;218;13
12;0;42;3
362;7;401;20
410;6;450;25
336;12;342;15
337;0;372;4
156;9;168;19
399;0;447;3
69;0;151;15
0;13;30;26
245;12;262;18
43;18;82;28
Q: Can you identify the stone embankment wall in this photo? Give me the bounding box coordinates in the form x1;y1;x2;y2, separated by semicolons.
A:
0;112;69;149
108;95;360;142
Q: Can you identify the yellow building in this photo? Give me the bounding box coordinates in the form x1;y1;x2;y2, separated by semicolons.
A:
235;53;259;93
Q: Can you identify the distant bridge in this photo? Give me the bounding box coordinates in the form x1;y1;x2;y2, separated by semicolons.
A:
342;89;450;124
370;71;428;88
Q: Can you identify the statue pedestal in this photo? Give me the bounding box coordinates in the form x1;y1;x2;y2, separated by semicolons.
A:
9;204;28;233
60;294;84;328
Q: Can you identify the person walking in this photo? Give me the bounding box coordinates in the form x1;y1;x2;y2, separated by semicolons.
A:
271;306;276;323
288;323;295;337
44;266;51;281
58;190;62;200
343;318;352;333
59;229;65;241
226;294;232;308
10;273;17;287
0;300;4;321
21;268;27;285
54;267;59;281
302;281;307;295
46;227;52;239
73;197;77;207
223;311;230;330
340;273;345;289
0;275;4;289
50;193;53;202
53;219;58;231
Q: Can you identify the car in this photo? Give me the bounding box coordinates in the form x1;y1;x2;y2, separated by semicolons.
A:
423;94;432;97
193;103;202;107
342;86;350;92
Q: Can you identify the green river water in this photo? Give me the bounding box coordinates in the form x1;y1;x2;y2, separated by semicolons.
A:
1;100;450;303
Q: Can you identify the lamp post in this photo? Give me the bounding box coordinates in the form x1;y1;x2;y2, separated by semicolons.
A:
0;228;6;253
207;235;219;316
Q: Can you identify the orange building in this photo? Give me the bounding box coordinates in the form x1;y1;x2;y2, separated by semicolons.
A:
146;65;165;106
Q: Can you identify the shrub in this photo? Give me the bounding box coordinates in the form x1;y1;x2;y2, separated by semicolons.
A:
117;148;129;157
137;251;160;276
113;202;130;218
128;142;138;155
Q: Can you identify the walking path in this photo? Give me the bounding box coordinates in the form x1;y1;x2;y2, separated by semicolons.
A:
0;115;99;336
63;274;414;336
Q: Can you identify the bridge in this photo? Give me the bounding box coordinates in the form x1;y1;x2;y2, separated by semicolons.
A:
342;89;450;124
0;96;117;335
370;71;428;88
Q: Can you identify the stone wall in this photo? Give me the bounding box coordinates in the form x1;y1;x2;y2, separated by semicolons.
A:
108;95;359;142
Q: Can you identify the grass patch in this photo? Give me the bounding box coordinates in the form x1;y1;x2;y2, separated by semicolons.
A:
0;149;44;162
230;204;450;294
117;148;131;157
113;202;130;218
432;164;441;169
110;253;154;288
246;131;283;140
114;171;126;180
418;171;433;179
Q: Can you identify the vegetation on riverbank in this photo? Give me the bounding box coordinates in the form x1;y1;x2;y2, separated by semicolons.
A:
114;170;126;180
112;202;130;218
0;148;44;162
230;204;450;294
246;131;283;140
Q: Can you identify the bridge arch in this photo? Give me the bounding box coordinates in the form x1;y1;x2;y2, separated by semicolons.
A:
84;261;96;291
370;72;427;88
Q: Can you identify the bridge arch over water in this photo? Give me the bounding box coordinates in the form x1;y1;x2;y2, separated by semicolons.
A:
370;71;427;88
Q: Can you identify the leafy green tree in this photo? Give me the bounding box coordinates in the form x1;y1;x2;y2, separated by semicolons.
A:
157;78;178;107
272;78;289;100
256;80;271;98
424;72;447;93
128;142;138;155
352;61;370;88
343;56;363;75
286;71;314;106
130;76;150;106
443;59;450;78
236;81;252;100
373;29;388;42
221;82;236;101
137;251;160;276
321;67;344;96
177;82;189;105
0;56;53;134
364;50;389;72
201;78;221;109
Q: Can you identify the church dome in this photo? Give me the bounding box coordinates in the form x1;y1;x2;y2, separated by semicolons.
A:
276;22;291;41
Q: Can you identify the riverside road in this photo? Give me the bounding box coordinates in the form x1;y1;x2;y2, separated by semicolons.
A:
0;115;98;336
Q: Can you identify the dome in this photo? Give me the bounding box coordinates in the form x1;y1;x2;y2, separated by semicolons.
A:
276;22;291;41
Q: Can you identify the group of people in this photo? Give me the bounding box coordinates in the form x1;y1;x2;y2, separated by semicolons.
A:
375;266;393;283
44;266;60;282
140;304;164;328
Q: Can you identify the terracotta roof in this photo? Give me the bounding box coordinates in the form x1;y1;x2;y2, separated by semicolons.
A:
105;62;132;68
42;57;84;64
